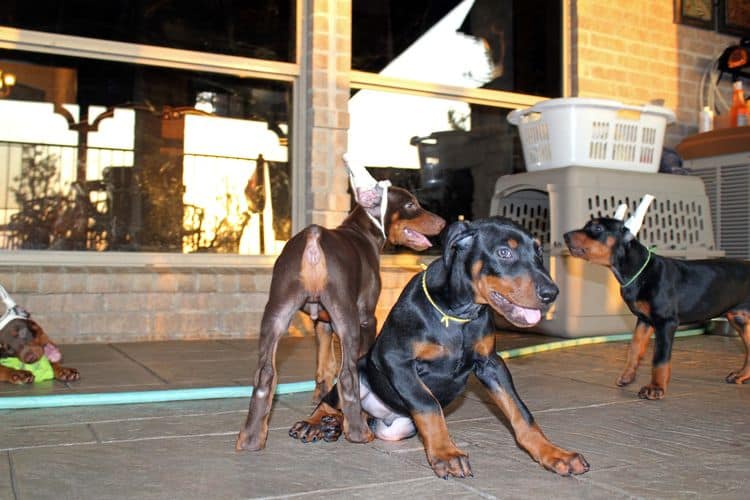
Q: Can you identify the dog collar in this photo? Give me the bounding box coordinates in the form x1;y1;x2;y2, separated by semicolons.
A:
0;284;29;330
421;271;472;328
621;246;656;288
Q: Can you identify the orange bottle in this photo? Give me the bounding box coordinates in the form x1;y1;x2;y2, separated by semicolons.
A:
730;80;748;127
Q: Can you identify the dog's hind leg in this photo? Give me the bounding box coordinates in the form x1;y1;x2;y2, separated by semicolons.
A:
236;296;300;451
725;309;750;384
617;319;653;387
313;320;337;404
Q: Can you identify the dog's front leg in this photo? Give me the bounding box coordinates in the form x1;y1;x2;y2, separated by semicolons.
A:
383;357;471;479
617;319;653;387
638;319;677;400
473;345;589;476
52;363;80;382
725;311;750;384
0;364;34;384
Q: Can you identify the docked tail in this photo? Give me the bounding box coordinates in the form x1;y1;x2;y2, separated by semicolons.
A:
300;226;328;301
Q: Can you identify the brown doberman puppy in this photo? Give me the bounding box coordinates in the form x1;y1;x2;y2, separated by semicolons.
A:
235;158;445;451
289;217;589;478
0;314;80;384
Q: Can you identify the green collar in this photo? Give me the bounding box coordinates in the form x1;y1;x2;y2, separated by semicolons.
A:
621;245;656;288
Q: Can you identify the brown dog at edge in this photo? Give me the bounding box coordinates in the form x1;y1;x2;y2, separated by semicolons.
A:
235;156;445;451
0;316;80;384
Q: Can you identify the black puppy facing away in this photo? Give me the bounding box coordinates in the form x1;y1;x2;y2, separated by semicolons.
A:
564;196;750;399
290;217;590;479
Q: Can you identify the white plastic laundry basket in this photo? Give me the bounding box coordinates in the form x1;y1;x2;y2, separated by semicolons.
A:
507;98;675;173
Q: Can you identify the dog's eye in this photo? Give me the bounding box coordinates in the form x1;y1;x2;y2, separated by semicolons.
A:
405;201;415;209
498;247;513;260
592;224;603;233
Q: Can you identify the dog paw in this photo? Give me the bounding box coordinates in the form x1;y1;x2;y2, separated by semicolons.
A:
638;383;665;400
54;366;80;382
9;369;34;384
725;371;750;384
289;414;343;443
235;430;266;452
539;449;590;476
344;422;374;444
616;370;636;387
428;448;473;479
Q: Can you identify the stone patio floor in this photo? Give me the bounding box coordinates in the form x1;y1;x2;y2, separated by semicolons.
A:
1;332;749;499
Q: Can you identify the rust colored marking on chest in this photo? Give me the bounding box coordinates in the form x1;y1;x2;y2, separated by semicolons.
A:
413;340;448;360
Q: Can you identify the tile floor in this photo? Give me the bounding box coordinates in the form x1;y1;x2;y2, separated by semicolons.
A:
2;332;749;499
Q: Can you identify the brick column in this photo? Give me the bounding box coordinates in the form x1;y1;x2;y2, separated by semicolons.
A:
303;0;352;227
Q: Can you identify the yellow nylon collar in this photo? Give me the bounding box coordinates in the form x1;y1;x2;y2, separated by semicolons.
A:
421;270;472;328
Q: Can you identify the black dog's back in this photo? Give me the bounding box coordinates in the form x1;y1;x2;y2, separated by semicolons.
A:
635;255;750;323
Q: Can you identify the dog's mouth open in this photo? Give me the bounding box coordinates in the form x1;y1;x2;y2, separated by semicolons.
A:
488;291;542;328
402;227;433;250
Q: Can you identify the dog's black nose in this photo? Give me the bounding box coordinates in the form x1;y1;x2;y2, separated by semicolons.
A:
537;283;559;304
563;232;572;244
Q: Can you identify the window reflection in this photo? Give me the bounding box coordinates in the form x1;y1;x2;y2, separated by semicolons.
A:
349;89;523;233
0;1;296;62
353;0;562;97
0;52;291;254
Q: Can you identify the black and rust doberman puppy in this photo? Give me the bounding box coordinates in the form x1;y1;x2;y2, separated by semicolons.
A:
565;215;750;400
236;179;445;452
0;314;80;384
289;217;590;479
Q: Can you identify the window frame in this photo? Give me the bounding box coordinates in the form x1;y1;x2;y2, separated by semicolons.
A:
0;0;306;267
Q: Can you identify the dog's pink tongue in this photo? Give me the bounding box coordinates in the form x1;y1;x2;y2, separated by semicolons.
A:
405;229;432;248
44;343;61;363
519;307;541;325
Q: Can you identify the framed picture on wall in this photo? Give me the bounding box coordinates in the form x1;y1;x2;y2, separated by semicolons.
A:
719;0;750;36
674;0;715;30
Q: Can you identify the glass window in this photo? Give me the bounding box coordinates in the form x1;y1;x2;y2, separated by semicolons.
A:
349;89;523;236
0;49;292;254
0;1;296;62
352;0;562;97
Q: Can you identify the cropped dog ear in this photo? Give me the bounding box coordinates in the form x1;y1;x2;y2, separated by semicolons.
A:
621;225;634;243
442;221;475;268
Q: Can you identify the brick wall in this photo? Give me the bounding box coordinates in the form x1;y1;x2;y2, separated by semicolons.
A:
0;263;421;344
571;0;738;146
306;0;352;228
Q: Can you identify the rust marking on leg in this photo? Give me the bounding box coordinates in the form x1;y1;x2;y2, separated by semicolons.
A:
639;362;671;400
487;389;589;475
726;312;750;384
617;322;653;386
413;412;471;478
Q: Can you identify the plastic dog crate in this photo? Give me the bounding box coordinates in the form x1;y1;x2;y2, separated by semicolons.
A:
489;166;721;338
507;98;675;173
